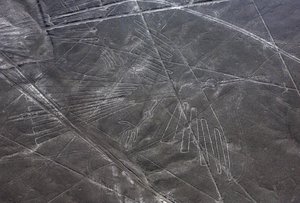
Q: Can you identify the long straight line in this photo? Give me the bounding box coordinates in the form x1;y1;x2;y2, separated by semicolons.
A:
0;51;172;203
134;1;224;201
45;0;300;69
250;0;300;97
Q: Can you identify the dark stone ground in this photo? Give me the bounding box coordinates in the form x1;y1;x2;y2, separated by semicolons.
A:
0;0;299;202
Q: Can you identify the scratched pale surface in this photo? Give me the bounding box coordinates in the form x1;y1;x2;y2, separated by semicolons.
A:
0;0;300;202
